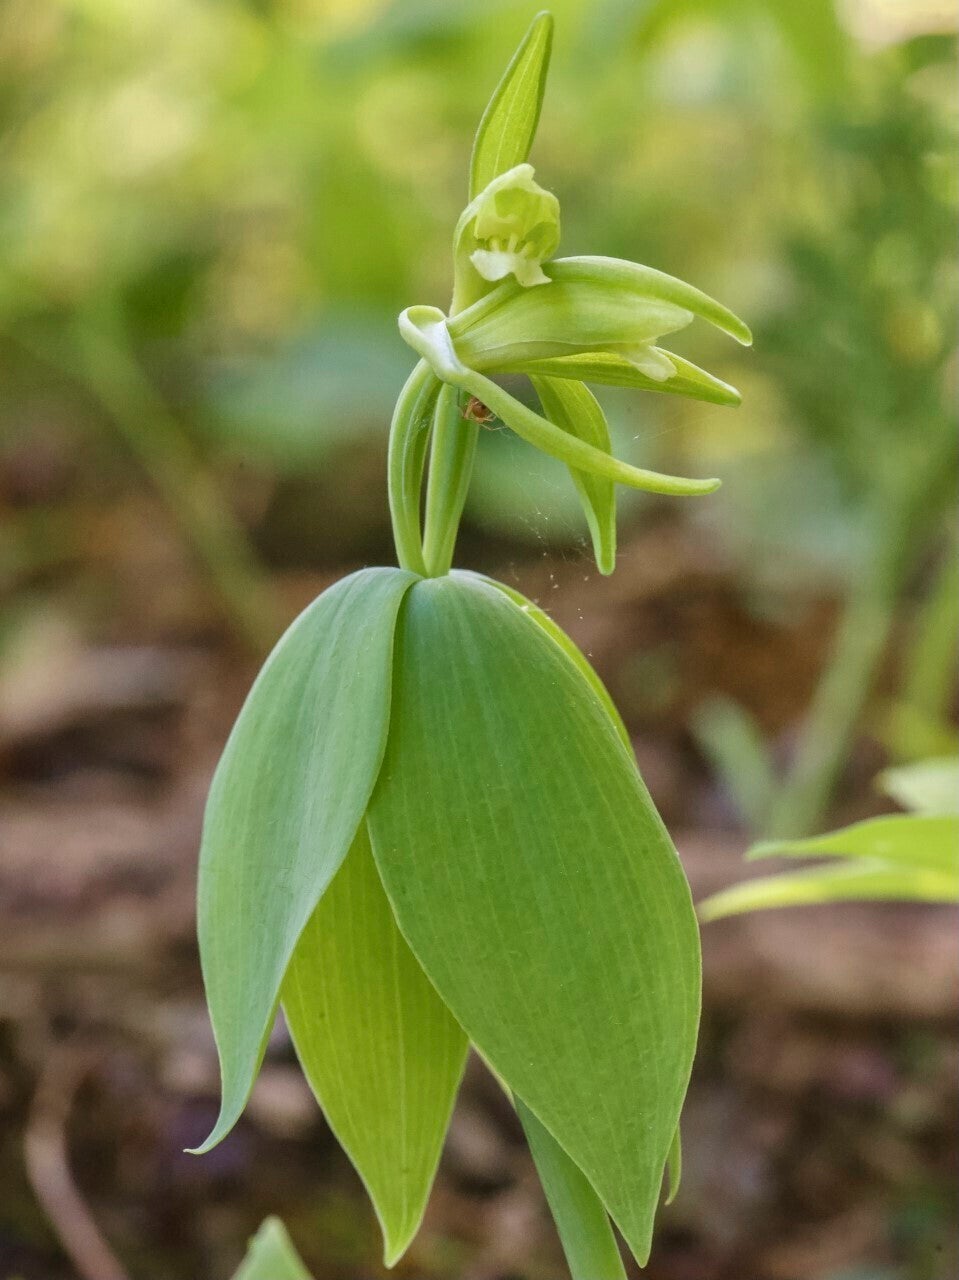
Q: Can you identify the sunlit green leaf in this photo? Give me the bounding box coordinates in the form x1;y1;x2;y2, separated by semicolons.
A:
531;376;616;575
747;814;959;875
698;857;957;921
194;568;418;1153
232;1218;312;1280
282;822;467;1265
367;573;700;1265
517;1097;627;1280
470;12;554;200
878;757;959;815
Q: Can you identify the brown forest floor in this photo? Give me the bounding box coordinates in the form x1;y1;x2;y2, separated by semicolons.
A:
0;507;956;1280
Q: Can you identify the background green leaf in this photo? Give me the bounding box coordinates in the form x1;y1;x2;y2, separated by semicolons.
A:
748;814;959;875
367;573;700;1264
698;857;957;920
469;12;554;200
531;376;617;575
195;568;417;1153
878;757;959;815
282;822;467;1266
231;1218;312;1280
700;811;959;921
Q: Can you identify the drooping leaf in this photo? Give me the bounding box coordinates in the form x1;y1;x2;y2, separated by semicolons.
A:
194;567;418;1153
747;814;959;875
232;1218;312;1280
531;376;617;575
465;573;630;751
517;1097;627;1280
282;822;467;1266
367;573;701;1265
878;757;959;815
469;12;554;200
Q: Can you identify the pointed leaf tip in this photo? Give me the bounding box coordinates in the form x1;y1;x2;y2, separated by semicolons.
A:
194;567;417;1154
282;824;467;1267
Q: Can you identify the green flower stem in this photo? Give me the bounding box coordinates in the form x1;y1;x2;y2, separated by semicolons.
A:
517;1098;628;1280
387;360;438;576
422;385;479;577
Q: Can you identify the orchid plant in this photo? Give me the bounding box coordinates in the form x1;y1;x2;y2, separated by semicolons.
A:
198;14;750;1278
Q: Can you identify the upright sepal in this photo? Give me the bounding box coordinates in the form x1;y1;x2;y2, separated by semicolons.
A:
194;567;418;1153
283;822;467;1265
367;573;701;1265
469;12;553;201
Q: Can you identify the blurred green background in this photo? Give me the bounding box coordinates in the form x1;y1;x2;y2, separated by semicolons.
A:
0;2;956;1279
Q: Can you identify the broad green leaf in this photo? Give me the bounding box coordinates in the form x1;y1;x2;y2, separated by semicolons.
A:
878;757;959;815
194;567;417;1153
698;858;957;921
747;814;959;876
367;573;701;1265
282;823;467;1266
464;573;630;752
469;12;554;200
232;1218;312;1280
517;1097;627;1280
502;349;742;406
531;376;617;575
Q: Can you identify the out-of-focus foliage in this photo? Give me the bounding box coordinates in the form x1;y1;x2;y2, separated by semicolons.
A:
232;1217;312;1280
2;0;954;537
700;757;959;921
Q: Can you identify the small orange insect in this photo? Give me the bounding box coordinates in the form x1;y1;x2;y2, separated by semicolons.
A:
461;395;496;425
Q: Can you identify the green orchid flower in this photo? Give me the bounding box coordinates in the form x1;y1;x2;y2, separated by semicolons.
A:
194;13;749;1279
453;162;561;306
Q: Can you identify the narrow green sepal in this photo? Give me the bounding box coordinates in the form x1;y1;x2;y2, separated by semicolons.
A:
530;375;617;574
469;12;554;200
501;349;743;407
